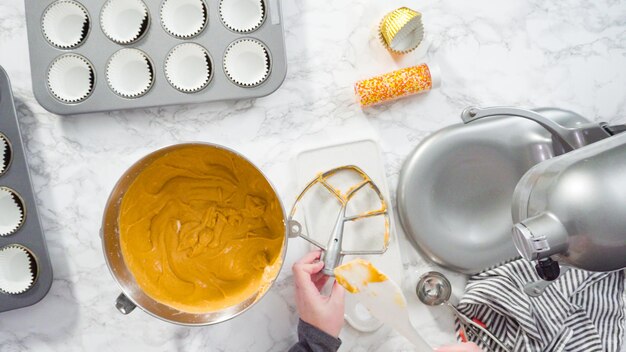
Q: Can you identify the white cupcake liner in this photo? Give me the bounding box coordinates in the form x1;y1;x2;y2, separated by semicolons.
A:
106;48;154;98
387;17;424;54
0;245;36;295
165;43;212;93
47;54;95;104
219;0;265;33
101;0;150;45
223;38;271;87
161;0;208;39
42;0;90;49
0;133;11;176
0;187;25;237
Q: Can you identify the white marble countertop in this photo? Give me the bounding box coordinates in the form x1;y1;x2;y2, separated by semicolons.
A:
1;0;625;350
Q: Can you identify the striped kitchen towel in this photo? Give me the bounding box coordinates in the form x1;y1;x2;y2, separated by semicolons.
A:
455;259;625;352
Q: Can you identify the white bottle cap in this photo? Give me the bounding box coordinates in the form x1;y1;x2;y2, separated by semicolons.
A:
426;62;441;89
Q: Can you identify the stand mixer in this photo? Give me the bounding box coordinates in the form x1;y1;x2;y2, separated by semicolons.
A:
462;107;626;281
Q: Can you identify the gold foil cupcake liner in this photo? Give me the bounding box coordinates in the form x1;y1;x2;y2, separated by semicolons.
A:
0;245;37;295
161;0;208;39
47;54;95;104
106;48;155;98
0;187;25;237
223;38;271;87
379;7;424;54
41;0;90;49
0;133;11;176
101;0;150;45
165;43;212;93
219;0;265;33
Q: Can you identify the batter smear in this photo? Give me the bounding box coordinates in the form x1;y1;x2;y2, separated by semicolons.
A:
119;145;284;313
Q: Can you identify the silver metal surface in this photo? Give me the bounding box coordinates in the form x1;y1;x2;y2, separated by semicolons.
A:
448;303;511;352
416;271;451;306
523;266;571;297
24;0;288;115
397;108;592;273
101;143;288;326
288;166;390;276
0;66;53;313
461;106;610;151
512;214;567;262
416;272;511;352
512;132;626;273
115;293;137;315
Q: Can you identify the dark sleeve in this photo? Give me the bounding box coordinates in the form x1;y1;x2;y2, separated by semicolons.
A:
288;319;342;352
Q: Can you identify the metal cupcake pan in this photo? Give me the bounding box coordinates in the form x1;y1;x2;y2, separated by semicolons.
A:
24;0;287;115
0;66;53;312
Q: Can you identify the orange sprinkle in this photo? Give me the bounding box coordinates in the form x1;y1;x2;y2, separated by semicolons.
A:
354;63;433;107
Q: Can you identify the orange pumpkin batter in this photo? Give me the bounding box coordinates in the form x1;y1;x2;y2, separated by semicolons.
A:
119;145;284;313
334;259;388;294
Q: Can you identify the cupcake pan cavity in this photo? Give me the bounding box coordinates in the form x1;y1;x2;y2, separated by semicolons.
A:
161;0;209;38
223;38;270;87
101;0;150;45
219;0;265;33
25;0;286;115
165;43;212;92
106;49;155;98
0;187;25;237
0;67;53;313
47;54;95;103
0;133;11;176
42;0;90;49
0;245;37;295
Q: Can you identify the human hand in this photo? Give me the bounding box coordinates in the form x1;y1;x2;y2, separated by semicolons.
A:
435;342;483;351
292;250;345;338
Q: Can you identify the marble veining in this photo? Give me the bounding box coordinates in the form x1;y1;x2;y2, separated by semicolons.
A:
0;0;625;351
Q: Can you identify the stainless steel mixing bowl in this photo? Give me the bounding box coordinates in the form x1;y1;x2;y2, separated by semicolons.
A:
101;143;287;326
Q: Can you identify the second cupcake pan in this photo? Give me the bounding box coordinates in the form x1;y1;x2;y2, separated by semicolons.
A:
0;67;53;313
24;0;287;115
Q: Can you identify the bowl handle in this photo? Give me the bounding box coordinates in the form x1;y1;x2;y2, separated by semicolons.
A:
115;293;136;315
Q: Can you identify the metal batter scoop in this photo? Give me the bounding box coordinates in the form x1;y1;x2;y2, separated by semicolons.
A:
288;165;390;276
417;272;512;352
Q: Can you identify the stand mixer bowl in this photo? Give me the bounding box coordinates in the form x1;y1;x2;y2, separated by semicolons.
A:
101;143;288;326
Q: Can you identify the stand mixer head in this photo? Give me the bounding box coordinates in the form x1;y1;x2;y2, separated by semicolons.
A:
511;131;626;280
